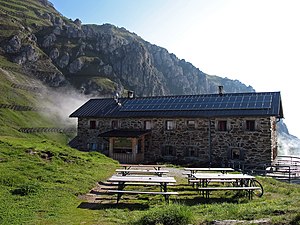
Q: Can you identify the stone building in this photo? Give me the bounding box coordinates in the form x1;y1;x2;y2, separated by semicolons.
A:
69;90;283;166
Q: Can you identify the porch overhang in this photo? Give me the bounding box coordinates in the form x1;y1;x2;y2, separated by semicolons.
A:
98;129;151;138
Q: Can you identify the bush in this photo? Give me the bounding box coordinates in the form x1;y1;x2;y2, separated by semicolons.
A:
131;204;194;225
11;182;41;196
291;213;300;225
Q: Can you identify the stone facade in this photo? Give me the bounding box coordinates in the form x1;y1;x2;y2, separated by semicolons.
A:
75;115;278;166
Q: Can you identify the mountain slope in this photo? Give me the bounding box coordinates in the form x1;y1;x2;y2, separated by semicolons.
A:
0;0;299;156
0;0;254;97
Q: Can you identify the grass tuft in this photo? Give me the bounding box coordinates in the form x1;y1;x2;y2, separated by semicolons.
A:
131;203;194;225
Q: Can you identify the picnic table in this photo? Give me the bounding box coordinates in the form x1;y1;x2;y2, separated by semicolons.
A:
106;175;178;203
120;164;166;170
115;168;169;176
184;167;234;174
191;173;263;199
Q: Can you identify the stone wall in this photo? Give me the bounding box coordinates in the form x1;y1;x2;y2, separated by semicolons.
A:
75;115;277;166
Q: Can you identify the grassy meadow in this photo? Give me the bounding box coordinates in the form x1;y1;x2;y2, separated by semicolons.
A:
0;135;300;225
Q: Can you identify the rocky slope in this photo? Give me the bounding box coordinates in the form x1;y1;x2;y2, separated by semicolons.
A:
0;0;253;97
0;0;299;155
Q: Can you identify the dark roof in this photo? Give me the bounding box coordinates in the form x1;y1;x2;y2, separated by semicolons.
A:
98;129;151;138
70;92;284;118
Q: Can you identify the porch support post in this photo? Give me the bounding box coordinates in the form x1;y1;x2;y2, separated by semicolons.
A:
109;137;114;158
141;136;145;153
132;138;137;162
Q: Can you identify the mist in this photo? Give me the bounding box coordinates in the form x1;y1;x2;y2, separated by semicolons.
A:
278;132;300;156
37;85;94;128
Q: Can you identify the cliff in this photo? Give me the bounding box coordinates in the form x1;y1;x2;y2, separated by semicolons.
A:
0;0;299;155
0;0;253;97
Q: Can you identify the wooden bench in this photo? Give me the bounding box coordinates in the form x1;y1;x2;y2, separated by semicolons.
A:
116;169;169;176
189;179;236;188
106;190;179;203
197;186;261;199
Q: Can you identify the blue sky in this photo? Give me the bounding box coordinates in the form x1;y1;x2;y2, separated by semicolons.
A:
50;0;300;138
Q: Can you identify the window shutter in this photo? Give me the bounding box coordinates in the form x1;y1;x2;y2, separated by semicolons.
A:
239;149;245;160
227;147;232;159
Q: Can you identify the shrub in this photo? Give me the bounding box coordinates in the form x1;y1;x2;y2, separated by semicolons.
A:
131;204;194;225
291;213;300;225
11;182;41;196
0;174;26;187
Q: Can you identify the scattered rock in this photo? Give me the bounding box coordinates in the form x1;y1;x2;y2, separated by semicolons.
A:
58;52;70;68
69;58;84;73
50;48;59;60
42;33;56;48
5;35;22;54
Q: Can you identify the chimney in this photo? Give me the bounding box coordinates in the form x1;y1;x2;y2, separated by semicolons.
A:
128;91;134;98
218;86;224;96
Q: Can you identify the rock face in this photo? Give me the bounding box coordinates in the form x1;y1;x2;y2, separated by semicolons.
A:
32;22;253;96
0;0;254;95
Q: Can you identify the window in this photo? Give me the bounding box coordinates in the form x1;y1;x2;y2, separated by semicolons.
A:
89;120;96;129
217;120;227;131
232;149;240;160
166;120;175;130
162;145;176;156
229;148;244;160
246;120;256;131
187;120;196;129
184;146;198;157
87;143;97;150
113;138;132;153
111;120;119;129
144;120;152;130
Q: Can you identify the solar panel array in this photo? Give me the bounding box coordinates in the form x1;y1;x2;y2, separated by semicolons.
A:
120;93;273;112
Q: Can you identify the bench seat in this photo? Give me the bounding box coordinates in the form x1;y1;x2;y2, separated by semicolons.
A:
188;179;236;188
197;186;261;199
106;190;179;203
189;179;236;183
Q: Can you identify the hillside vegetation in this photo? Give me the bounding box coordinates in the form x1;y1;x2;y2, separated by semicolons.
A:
0;55;118;224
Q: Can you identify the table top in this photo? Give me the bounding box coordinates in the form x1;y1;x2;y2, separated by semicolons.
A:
116;169;169;173
120;164;166;168
184;167;234;172
193;173;255;179
108;175;176;183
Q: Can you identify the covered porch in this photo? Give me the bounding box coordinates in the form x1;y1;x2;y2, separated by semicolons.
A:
99;129;151;164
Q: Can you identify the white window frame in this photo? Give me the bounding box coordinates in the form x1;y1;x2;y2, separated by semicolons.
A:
144;120;152;130
166;120;175;130
187;120;196;129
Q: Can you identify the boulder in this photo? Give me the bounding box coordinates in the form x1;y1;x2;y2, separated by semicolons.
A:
12;45;39;64
42;33;56;48
74;18;82;28
69;58;84;73
50;48;59;60
5;35;22;53
58;53;70;68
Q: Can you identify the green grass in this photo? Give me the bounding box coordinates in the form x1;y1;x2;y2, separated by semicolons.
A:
131;204;195;225
1;139;300;225
0;136;118;225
